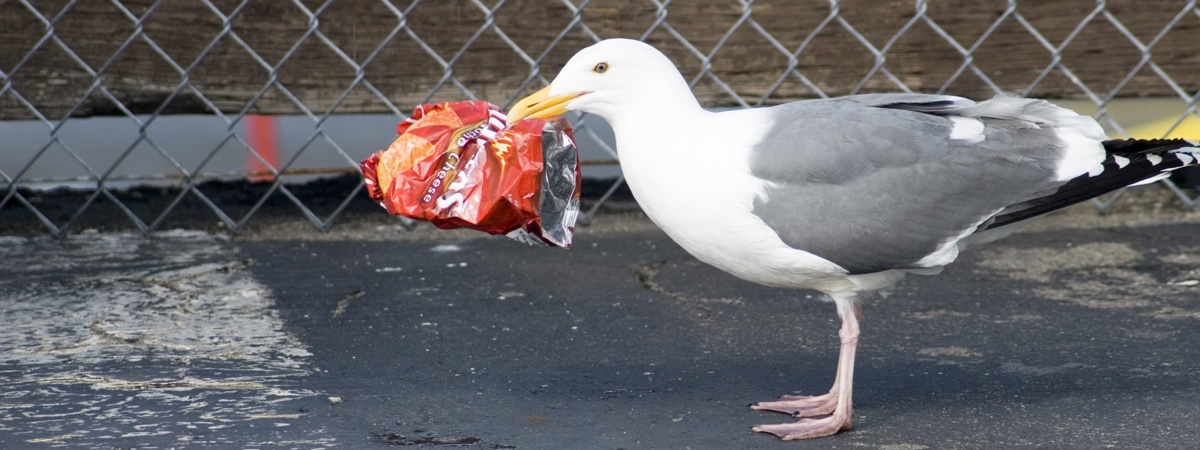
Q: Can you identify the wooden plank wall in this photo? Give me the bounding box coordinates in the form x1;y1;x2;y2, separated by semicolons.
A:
1;0;1197;119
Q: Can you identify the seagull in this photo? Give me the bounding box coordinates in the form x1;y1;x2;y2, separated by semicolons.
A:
506;38;1200;440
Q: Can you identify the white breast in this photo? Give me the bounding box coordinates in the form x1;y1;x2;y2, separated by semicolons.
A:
611;108;850;290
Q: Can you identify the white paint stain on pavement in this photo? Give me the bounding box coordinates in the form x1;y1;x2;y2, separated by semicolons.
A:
0;230;333;448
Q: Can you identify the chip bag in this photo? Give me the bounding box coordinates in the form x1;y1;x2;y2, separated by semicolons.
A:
360;101;581;247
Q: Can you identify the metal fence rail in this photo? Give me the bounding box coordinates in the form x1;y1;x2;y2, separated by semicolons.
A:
1;0;1198;237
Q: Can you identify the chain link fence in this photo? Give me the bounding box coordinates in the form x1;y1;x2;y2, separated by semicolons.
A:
2;0;1198;237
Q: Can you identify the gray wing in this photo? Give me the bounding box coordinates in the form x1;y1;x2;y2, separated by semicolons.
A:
750;94;1074;274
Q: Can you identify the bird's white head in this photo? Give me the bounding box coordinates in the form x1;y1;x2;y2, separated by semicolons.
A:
506;39;699;124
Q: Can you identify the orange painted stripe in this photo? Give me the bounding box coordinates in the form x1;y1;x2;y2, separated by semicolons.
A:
244;115;281;181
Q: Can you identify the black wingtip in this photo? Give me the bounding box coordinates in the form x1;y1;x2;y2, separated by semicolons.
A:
1102;137;1197;155
985;139;1200;229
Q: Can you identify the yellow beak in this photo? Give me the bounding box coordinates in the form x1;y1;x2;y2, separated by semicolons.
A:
506;85;584;122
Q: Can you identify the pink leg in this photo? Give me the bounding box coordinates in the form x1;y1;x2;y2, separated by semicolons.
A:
752;302;861;440
750;365;840;417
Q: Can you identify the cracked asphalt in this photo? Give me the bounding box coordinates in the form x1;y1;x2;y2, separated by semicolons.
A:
3;191;1200;448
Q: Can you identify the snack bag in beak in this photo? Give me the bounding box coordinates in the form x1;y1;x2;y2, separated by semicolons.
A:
360;101;581;247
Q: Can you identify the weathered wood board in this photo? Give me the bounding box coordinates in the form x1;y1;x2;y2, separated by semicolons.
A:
1;0;1197;119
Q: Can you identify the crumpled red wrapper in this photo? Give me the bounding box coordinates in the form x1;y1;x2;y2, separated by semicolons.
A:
360;101;581;247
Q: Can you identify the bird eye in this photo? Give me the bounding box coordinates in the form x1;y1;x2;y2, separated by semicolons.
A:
593;62;609;74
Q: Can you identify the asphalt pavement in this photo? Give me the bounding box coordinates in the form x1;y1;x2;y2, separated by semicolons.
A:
2;207;1200;449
